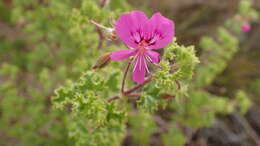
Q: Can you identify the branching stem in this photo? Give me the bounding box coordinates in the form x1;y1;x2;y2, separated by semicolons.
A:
107;73;153;102
106;96;119;102
124;76;153;95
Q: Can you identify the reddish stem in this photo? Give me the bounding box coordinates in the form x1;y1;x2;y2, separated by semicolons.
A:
106;96;119;102
107;58;153;102
121;62;131;94
107;76;153;102
96;27;104;50
124;76;153;95
127;93;141;97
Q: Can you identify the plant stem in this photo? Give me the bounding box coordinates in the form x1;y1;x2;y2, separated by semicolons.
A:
107;76;153;102
90;20;113;32
108;62;153;102
127;93;141;97
121;62;131;94
175;80;181;90
106;96;119;102
124;76;153;95
95;26;104;50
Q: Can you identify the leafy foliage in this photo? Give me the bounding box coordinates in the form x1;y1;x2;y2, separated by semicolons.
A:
0;0;258;146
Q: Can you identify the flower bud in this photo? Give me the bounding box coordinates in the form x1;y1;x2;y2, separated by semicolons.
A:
92;53;111;70
160;93;174;100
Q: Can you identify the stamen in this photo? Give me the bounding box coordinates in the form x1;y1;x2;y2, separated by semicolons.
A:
138;54;142;70
145;55;153;63
143;57;150;73
132;55;139;71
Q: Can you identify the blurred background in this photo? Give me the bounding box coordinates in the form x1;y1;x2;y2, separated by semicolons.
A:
0;0;260;146
128;0;260;145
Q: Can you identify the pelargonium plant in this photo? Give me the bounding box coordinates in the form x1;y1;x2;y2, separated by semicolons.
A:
91;10;177;99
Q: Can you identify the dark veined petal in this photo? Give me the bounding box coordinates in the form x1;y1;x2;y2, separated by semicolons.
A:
115;11;149;48
145;12;174;49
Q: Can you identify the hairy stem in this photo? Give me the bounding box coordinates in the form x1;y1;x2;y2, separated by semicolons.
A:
107;75;153;102
124;76;153;95
90;20;113;32
121;62;131;94
106;96;119;102
96;26;104;50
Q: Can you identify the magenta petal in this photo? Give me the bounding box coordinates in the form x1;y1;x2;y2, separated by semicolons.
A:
115;11;148;48
132;55;147;83
146;50;160;63
147;13;174;49
110;49;137;61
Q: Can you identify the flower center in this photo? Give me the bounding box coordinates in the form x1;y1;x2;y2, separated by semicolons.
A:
137;40;149;53
132;31;162;47
139;40;148;47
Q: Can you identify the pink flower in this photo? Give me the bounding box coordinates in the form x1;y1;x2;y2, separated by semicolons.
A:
110;11;175;83
241;24;251;32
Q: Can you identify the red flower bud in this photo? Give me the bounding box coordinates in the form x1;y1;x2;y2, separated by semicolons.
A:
92;53;111;70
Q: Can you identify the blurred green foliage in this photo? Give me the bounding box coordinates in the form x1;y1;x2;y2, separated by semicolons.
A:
0;0;259;146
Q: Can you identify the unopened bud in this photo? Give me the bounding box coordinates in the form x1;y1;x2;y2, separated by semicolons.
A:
160;93;174;100
92;53;111;70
